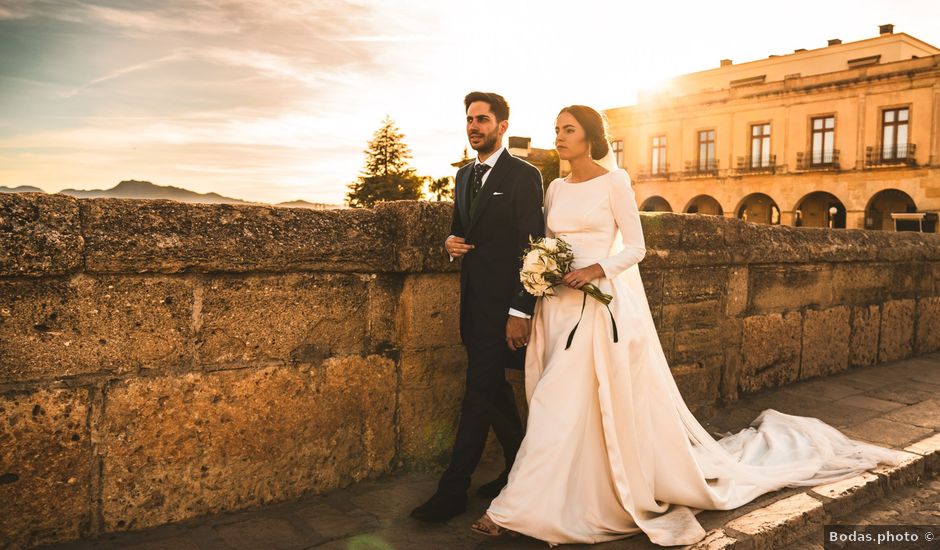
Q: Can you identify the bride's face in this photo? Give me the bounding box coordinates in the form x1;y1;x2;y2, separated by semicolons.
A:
554;111;589;161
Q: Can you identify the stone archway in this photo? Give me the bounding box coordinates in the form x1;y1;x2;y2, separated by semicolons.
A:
640;196;672;212
793;191;847;228
865;189;917;230
684;195;724;216
735;193;780;225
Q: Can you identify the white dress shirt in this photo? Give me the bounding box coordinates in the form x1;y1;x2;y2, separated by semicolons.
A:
446;146;531;320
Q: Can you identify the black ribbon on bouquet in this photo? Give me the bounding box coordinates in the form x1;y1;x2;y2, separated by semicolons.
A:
564;292;619;350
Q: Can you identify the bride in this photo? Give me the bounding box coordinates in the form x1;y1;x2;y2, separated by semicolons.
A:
468;105;907;546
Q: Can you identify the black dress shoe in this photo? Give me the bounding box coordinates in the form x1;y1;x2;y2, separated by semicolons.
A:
410;491;467;522
476;474;508;499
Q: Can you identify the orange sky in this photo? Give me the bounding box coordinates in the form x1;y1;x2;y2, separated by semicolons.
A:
1;0;938;205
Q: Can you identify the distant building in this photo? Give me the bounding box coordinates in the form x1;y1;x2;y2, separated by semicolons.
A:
599;25;940;231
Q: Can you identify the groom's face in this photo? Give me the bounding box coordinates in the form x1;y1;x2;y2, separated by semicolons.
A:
466;101;506;154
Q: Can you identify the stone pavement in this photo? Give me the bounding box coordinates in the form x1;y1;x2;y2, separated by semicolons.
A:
36;352;940;550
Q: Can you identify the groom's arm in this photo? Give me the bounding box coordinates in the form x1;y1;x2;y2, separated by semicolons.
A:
509;165;545;316
446;169;466;261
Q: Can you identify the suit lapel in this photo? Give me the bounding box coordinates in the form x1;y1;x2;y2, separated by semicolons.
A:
467;149;512;237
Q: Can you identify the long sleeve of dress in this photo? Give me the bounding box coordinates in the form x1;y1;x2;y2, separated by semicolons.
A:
597;170;646;279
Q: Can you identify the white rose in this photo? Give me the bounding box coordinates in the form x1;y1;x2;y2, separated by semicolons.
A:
526;258;546;274
542;256;558;274
542;238;558;252
523;249;542;269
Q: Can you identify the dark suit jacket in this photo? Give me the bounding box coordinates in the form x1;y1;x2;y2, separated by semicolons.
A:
450;149;545;356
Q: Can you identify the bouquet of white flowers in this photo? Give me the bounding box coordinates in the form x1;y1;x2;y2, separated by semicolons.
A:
519;236;618;349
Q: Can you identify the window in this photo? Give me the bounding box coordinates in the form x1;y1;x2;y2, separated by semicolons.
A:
697;130;715;171
611;140;623;168
811;116;835;164
651;135;666;175
750;123;771;168
881;107;909;160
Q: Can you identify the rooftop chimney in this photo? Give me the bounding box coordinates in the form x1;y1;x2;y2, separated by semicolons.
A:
879;23;894;35
720;59;732;67
827;38;842;46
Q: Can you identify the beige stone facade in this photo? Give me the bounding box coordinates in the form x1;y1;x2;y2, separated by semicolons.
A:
602;27;940;231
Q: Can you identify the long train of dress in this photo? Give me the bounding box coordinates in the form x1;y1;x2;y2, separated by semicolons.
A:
485;169;907;546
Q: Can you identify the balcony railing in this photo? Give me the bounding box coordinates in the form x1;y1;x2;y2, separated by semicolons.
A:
865;143;917;167
683;159;719;178
635;163;671;181
796;149;840;171
735;154;777;175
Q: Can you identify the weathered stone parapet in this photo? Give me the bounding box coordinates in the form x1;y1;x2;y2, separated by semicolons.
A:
2;192;940;548
6;193;940;278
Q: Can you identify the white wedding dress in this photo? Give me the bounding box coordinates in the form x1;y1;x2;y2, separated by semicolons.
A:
485;168;907;547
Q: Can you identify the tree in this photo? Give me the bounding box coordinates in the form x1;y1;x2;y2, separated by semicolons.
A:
539;150;560;193
346;116;424;208
428;176;454;201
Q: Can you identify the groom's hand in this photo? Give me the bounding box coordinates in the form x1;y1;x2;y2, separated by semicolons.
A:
445;235;474;258
506;316;531;351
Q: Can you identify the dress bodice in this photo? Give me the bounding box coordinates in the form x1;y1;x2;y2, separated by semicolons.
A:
544;169;646;277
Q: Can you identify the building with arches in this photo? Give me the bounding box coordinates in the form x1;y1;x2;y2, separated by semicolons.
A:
600;25;940;231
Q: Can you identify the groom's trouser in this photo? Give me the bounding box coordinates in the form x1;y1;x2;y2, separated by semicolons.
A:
437;288;525;497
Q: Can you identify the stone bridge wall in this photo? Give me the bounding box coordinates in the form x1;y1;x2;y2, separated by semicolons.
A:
2;193;939;548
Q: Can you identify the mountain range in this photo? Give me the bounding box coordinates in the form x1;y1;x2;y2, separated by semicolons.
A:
0;180;341;209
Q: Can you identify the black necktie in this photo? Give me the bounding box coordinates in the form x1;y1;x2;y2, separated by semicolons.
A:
470;163;490;215
470;163;490;204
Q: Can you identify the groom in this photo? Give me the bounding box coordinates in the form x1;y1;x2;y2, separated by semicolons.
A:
410;91;545;522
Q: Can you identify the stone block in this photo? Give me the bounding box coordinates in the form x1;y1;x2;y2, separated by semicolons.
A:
810;472;883;516
663;266;727;305
800;306;849;379
398;273;461;350
398;346;467;466
930;261;940;296
0;192;83;277
904;433;940;472
725;266;748;317
81;198;394;274
870;450;924;490
197;273;368;368
725;492;826;549
849;305;880;367
639;266;663;309
366;274;404;350
687;529;738;549
373;201;458;273
831;263;916;305
879;299;914;363
0;388;92;548
662;300;721;331
740;312;801;394
671;356;721;410
749;264;831;313
295;502;379;539
0;274;193;382
673;327;721;364
883;399;940;430
99;357;396;531
214;517;312;550
915;296;940;354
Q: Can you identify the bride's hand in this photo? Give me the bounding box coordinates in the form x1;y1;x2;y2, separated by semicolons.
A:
562;264;605;289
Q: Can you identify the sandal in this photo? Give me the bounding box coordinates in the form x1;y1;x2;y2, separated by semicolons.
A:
470;513;516;537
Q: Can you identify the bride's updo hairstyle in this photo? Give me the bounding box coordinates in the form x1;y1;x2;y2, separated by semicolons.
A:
558;105;610;160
